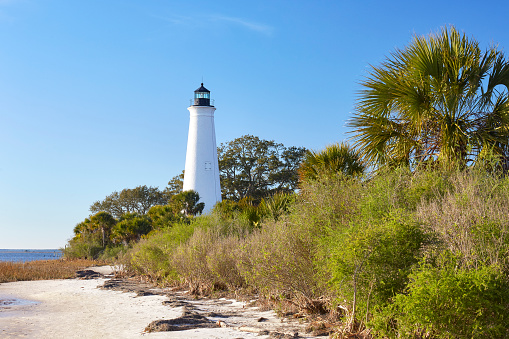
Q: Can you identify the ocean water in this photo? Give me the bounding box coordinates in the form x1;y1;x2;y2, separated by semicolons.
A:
0;249;62;263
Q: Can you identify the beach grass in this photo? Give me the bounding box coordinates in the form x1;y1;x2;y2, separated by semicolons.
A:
0;259;103;283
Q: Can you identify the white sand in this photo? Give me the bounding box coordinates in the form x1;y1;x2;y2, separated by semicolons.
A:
0;270;316;339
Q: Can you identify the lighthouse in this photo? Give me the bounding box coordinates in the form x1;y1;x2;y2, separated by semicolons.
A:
183;83;222;213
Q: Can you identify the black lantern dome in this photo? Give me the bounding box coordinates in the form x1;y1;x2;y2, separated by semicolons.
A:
193;83;212;106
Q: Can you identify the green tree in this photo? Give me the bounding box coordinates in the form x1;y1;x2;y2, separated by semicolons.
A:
90;185;167;218
218;135;307;202
89;211;117;248
165;170;184;197
170;190;205;217
147;204;180;229
66;217;104;259
349;26;509;170
110;213;152;244
299;142;365;182
73;218;92;238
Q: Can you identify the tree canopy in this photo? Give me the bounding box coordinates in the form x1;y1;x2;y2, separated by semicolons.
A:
169;190;205;216
90;185;168;218
110;213;152;245
166;170;184;196
349;26;509;170
218;135;307;202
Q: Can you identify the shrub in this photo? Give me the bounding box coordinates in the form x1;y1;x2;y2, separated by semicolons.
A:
258;192;296;222
98;244;127;262
238;219;322;309
62;235;103;260
127;221;196;283
373;260;509;338
212;198;265;228
147;204;182;229
417;170;509;271
359;167;452;220
171;227;245;293
296;173;363;233
326;211;431;324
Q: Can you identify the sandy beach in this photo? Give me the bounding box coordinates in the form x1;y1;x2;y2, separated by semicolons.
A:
0;267;319;339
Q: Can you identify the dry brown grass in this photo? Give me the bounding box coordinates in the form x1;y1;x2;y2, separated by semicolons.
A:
0;259;103;283
417;171;509;270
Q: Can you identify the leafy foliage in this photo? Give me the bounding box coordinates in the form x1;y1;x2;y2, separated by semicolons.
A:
110;213;152;245
88;211;116;248
166;170;184;196
147;204;180;229
90;185;168;218
299;142;365;182
170;190;205;216
327;212;430;324
350;26;509;170
373;259;509;338
258;192;296;222
218;135;306;202
127;221;197;283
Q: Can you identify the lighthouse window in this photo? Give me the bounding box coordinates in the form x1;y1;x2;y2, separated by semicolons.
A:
195;92;210;99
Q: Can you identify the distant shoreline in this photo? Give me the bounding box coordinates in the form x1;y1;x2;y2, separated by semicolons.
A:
0;249;62;263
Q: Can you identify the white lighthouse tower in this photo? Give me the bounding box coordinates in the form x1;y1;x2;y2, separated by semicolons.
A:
183;83;222;213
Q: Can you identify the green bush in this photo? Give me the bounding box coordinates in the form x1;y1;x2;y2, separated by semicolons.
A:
213;198;268;229
296;172;363;232
359;167;452;220
111;213;152;244
62;235;103;260
127;221;196;283
258;192;296;222
326;211;430;324
147;204;181;229
235;174;364;310
98;244;128;262
373;260;509;338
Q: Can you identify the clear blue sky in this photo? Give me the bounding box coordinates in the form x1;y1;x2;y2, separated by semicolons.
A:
1;0;509;249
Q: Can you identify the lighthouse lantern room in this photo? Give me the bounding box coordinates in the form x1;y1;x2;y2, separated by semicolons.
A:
194;84;211;106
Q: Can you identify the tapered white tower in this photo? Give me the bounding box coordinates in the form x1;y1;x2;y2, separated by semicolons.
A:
183;83;222;213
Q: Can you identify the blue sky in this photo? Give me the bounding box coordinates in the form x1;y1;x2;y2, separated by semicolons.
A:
1;0;509;249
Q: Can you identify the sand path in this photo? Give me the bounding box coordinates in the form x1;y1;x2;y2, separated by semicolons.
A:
0;268;318;339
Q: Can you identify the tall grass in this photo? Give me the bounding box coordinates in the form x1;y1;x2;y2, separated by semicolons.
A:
417;170;509;270
0;259;100;283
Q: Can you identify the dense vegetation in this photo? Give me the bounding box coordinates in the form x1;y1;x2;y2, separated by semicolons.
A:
64;27;509;338
120;168;509;338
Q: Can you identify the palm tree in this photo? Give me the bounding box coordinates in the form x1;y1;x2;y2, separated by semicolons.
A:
90;211;116;248
299;142;365;182
349;26;509;170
